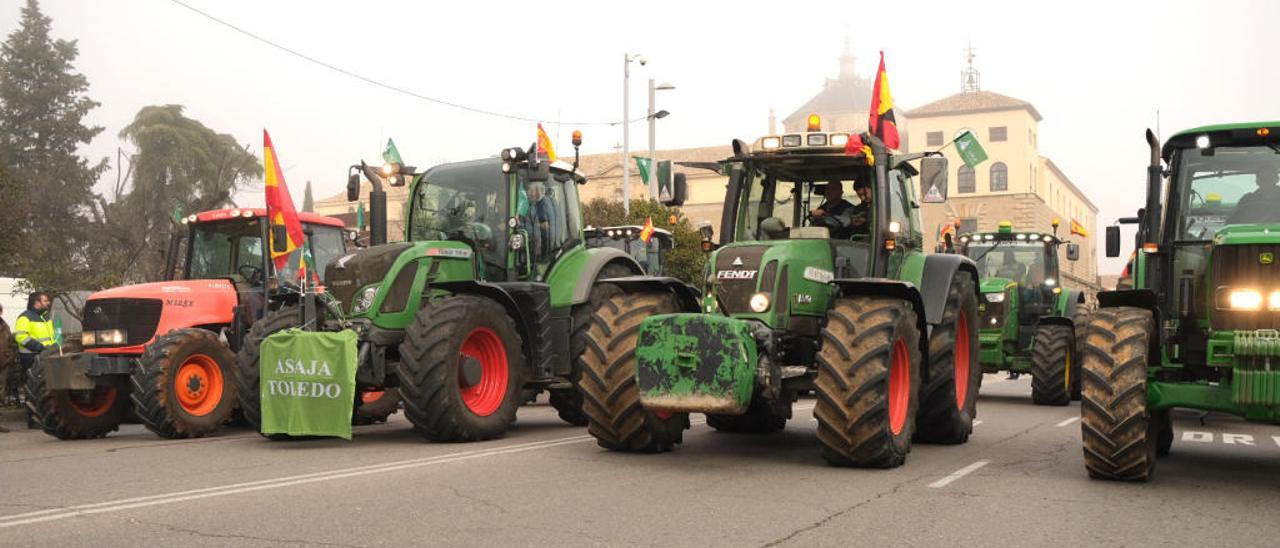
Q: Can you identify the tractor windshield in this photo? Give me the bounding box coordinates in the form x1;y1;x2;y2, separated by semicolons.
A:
409;162;509;276
965;240;1052;286
188;218;265;284
1178;145;1280;239
734;162;875;242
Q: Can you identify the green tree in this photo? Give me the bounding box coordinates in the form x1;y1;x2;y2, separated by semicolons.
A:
0;0;107;301
0;161;21;276
302;180;314;212
582;198;707;286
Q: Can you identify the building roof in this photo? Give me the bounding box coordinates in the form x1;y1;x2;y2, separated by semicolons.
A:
904;90;1042;122
783;76;873;128
1042;157;1098;213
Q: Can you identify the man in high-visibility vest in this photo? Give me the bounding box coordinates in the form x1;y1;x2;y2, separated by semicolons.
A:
14;292;53;428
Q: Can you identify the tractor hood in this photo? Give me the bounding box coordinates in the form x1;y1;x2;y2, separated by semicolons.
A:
82;279;238;352
707;239;841;328
1213;224;1280;247
325;243;415;310
980;277;1016;295
325;241;478;320
88;278;238;302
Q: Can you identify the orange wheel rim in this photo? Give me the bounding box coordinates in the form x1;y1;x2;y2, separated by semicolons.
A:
174;353;224;416
362;390;385;404
888;337;911;436
70;387;118;418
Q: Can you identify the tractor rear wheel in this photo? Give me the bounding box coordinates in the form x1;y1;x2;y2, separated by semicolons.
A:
236;305;303;432
580;291;688;452
1031;324;1073;406
1081;307;1157;481
131;328;238;439
353;388;400;425
914;272;981;444
1070;303;1094;401
557;264;634;426
26;343;130;439
816;297;921;468
1153;408;1173;457
707;397;787;434
398;295;525;442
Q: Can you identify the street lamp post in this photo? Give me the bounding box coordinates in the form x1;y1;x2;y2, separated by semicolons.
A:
621;53;645;215
647;79;675;200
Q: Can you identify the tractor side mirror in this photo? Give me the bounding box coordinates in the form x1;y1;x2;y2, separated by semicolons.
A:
271;225;289;253
1067;243;1080;261
664;173;688;206
919;157;948;203
347;173;360;202
1106;226;1121;258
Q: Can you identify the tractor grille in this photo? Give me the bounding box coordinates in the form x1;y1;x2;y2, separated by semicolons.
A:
981;300;1006;329
325;243;414;311
1212;244;1280;331
713;245;767;314
81;298;163;346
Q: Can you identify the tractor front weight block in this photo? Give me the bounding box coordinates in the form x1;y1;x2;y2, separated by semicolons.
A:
636;313;758;415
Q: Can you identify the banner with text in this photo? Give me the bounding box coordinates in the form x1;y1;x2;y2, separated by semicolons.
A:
260;329;358;439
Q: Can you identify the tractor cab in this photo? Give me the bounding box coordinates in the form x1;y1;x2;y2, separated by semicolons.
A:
584;225;674;275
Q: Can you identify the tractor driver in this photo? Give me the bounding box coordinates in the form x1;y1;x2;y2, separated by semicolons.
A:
1228;169;1280;224
526;181;559;258
849;179;872;236
809;180;856;239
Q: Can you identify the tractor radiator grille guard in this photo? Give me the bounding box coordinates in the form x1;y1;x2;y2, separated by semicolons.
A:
1212;244;1280;331
712;245;768;314
81;298;163;346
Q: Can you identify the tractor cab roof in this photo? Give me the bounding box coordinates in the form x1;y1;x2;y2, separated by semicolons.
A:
1163;121;1280;161
187;208;345;228
720;115;883;182
585;225;674;241
958;222;1062;246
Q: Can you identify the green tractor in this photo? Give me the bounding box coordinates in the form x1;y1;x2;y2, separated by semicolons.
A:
957;221;1092;405
1084;122;1280;481
584;225;674;275
236;134;679;440
578;118;983;467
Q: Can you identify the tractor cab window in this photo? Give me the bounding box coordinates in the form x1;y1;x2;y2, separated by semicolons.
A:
410;165;508;278
188;218;266;285
517;172;581;278
1178;146;1280;240
275;224;347;284
734;165;873;242
965;241;1050;286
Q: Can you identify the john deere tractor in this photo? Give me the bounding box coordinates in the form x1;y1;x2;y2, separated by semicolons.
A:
578;118;983;468
237;134;683;441
958;221;1092;405
1083;122;1280;481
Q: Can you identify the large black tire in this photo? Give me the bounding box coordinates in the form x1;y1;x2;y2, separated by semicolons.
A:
707;397;787;434
236;305;303;432
1070;302;1094;401
557;264;633;426
26;343;131;440
1081;307;1157;481
580;291;688;452
398;295;525;442
914;272;981;444
353;388;400;425
131;328;238;439
1031;324;1073;406
1153;408;1173;457
816;297;921;468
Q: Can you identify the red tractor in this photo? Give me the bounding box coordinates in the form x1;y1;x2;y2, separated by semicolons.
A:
26;208;393;439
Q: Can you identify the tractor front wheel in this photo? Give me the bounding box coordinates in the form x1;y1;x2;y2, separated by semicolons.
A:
1070;303;1094;401
816;297;921;468
132;328;238;439
353;388;400;425
1031;324;1073;406
579;291;688;452
558;264;633;426
26;343;130;439
914;272;981;444
236;305;303;432
1081;307;1157;481
398;296;525;442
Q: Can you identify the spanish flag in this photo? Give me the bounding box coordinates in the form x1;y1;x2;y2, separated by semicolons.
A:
842;133;875;166
868;51;900;150
536;123;557;162
639;216;655;243
263;130;306;274
1070;218;1088;237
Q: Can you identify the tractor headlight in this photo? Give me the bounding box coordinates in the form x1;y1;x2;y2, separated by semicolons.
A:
1270;291;1280;311
749;292;771;313
352;286;380;314
1044;278;1056;287
80;331;96;346
83;329;126;347
984;292;1006;303
1229;289;1263;310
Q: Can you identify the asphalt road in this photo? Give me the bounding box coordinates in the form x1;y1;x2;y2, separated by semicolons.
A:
2;374;1278;548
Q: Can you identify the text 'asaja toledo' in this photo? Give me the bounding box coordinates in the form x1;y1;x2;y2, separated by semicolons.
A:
267;358;342;399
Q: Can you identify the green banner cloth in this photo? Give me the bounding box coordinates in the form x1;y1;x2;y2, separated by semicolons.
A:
633;156;652;184
383;138;403;165
260;329;358;439
955;130;988;168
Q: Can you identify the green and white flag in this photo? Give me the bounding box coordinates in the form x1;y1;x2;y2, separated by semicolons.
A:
955;130;988;168
383;138;403;165
355;201;366;230
633;156;653;184
259;329;358;439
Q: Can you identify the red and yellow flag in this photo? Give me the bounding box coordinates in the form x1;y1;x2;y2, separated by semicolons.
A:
639;216;655;243
1070;218;1088;237
263;130;306;273
536;123;557;162
868;51;900;150
842;133;875;165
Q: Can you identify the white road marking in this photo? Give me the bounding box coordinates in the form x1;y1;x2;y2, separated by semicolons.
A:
973;420;983;426
1223;433;1255;446
0;435;593;529
1275;436;1280;448
1182;431;1213;443
1055;417;1080;427
928;460;990;488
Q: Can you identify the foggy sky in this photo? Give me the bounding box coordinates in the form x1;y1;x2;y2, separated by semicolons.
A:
3;0;1278;273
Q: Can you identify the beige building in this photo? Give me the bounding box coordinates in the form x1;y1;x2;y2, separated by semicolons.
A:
313;180;411;242
905;90;1100;289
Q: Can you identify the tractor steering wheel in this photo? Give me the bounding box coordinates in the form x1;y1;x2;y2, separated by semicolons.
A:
238;264;264;286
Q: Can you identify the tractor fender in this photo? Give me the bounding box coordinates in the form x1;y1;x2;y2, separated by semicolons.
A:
920;253;981;326
603;276;702;313
1094;288;1162;365
1037;315;1074;329
430;280;535;366
831;278;930;362
561;247;644;306
1059;288;1087;317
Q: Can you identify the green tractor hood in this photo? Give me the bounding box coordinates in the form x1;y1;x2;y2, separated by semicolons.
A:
325;240;478;326
1213;224;1280;246
705;239;841;329
980;277;1016;295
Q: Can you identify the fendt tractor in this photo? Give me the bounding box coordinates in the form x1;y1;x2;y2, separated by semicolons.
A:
579;116;983;468
957;221;1092;405
24;208;383;440
237;133;693;440
1083;122;1280;481
584;225;674;275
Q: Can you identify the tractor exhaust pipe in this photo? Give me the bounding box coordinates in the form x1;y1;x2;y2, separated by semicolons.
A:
1143;129;1162;248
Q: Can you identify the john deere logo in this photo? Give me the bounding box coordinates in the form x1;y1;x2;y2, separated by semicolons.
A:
1261;252;1274;265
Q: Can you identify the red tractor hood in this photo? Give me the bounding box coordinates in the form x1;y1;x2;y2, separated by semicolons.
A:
84;279;241;354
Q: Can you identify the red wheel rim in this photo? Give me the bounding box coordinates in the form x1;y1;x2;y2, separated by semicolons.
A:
362;390;385;404
459;327;509;417
888;337;911;435
70;387;118;418
174;353;224;417
653;410;673;420
953;311;972;411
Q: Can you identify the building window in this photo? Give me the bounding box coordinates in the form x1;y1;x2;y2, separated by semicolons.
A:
958;165;975;194
989;126;1007;142
989;162;1008;192
959;218;978;234
926;131;943;147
